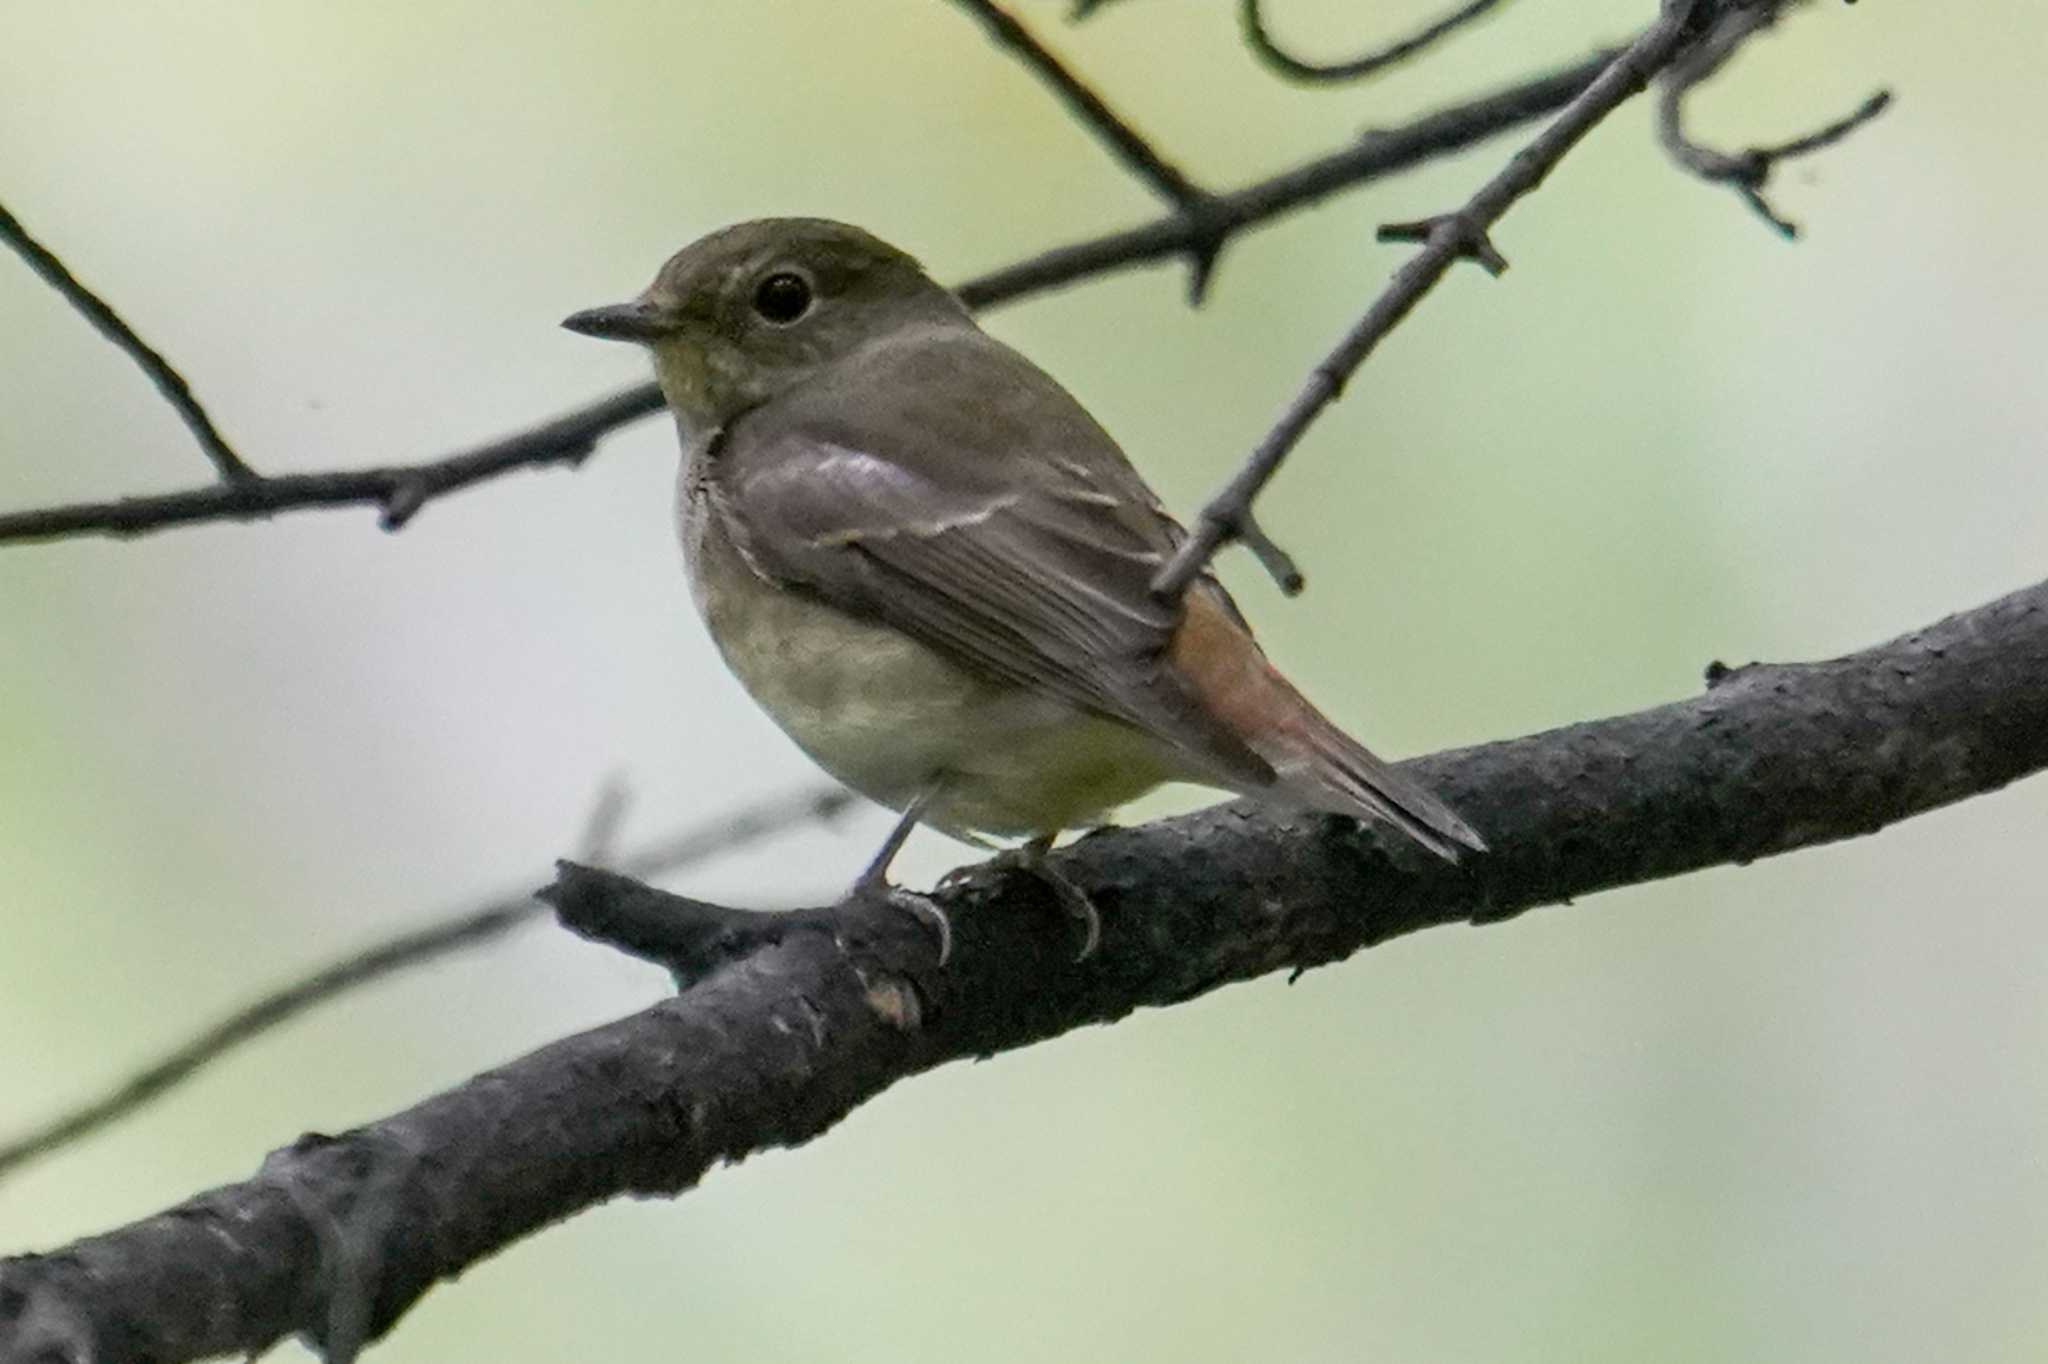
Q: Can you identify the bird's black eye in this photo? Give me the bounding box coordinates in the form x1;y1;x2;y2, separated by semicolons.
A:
751;271;812;324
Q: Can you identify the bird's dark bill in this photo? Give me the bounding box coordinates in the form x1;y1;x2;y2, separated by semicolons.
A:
561;301;672;342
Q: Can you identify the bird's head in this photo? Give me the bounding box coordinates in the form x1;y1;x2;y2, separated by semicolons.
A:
563;217;966;432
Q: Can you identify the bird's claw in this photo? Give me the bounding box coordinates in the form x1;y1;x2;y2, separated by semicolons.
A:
1040;868;1102;963
851;877;952;966
959;845;1102;962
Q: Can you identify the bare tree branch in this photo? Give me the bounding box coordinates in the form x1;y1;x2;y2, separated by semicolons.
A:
0;197;257;485
0;48;1618;551
1153;0;1708;599
0;787;851;1186
1240;0;1507;84
1655;2;1891;237
4;575;2043;1364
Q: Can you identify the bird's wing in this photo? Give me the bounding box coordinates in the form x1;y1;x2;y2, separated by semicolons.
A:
710;325;1277;790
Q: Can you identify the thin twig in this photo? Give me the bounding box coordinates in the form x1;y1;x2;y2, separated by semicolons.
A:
947;0;1230;299
0;197;259;484
0;384;666;544
0;785;853;1183
0;50;1617;551
1241;0;1508;84
948;0;1202;207
1655;3;1890;238
1152;1;1704;600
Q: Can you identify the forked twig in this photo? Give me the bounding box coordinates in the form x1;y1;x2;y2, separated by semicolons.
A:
1656;2;1891;237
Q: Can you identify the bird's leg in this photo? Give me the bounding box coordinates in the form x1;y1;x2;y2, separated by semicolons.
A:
849;783;952;965
852;796;925;893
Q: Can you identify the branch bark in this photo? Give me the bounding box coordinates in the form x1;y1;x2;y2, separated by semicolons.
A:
5;576;2043;1364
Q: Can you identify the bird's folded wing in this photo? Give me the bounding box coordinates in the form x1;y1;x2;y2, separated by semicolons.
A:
711;329;1276;790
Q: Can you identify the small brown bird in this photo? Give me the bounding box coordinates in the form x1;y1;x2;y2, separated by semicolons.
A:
565;219;1482;957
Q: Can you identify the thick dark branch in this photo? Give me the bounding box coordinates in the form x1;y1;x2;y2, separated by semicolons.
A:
1153;0;1702;599
0;787;850;1185
1655;3;1890;237
0;50;1615;550
6;577;2044;1364
1241;0;1506;84
0;198;257;485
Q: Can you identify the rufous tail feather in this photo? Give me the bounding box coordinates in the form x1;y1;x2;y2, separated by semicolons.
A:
1164;586;1485;860
1268;678;1486;861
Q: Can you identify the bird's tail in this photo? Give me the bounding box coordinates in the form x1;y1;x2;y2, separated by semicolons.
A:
1163;587;1486;861
1260;671;1486;861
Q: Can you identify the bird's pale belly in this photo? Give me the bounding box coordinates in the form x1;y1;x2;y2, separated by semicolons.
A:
685;501;1176;840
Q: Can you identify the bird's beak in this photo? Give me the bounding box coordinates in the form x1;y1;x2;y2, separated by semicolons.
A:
561;300;675;343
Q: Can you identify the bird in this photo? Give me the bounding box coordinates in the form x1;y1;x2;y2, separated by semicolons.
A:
563;218;1482;960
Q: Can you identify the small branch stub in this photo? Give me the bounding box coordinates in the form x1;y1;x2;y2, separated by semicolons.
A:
1235;510;1306;595
1377;215;1510;275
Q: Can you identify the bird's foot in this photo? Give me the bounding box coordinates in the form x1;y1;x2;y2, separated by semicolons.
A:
849;874;952;966
1036;858;1102;962
945;838;1101;962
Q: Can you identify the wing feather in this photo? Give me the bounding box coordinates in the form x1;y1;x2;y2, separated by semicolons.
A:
711;324;1275;789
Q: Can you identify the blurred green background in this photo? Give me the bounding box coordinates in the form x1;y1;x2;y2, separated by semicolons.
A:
3;1;2044;1360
